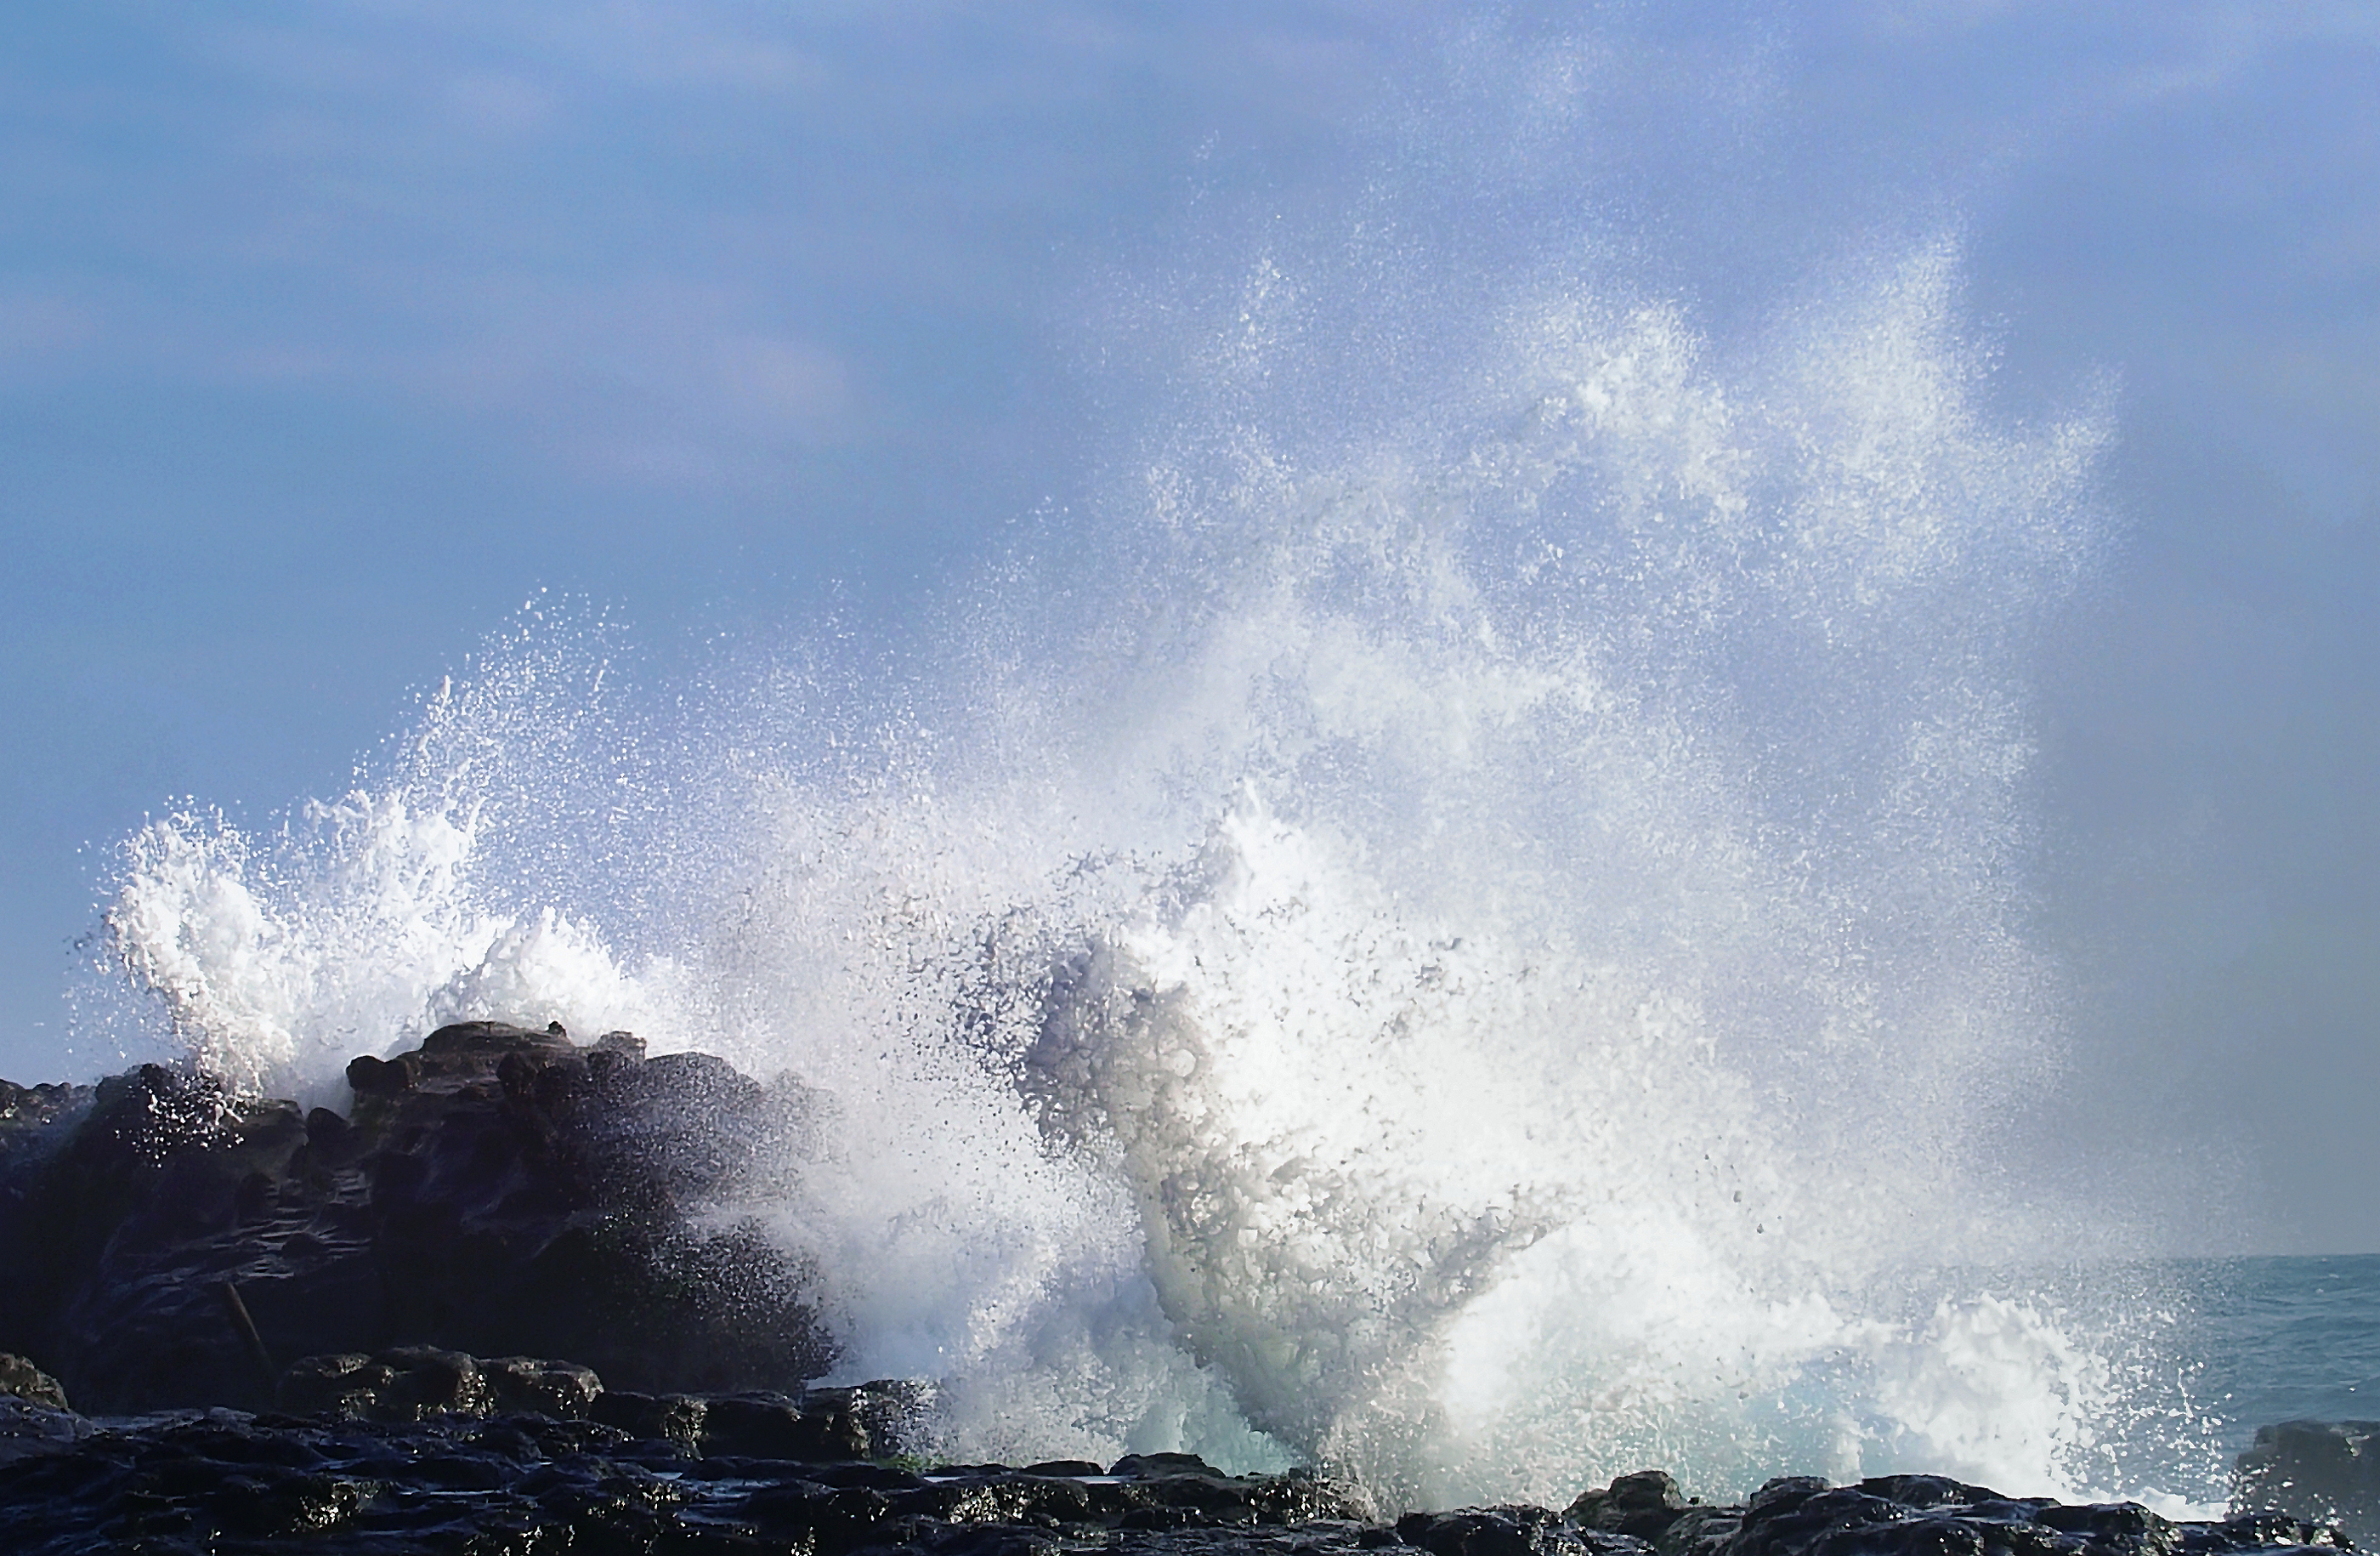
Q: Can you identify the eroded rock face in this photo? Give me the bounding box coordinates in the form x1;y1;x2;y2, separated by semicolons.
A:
0;1022;832;1413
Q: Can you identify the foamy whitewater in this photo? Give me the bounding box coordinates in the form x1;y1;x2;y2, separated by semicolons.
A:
79;222;2223;1513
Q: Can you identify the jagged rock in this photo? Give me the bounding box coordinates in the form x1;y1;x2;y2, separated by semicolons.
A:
0;1346;88;1471
1399;1502;1618;1556
0;1021;833;1412
0;1352;68;1411
586;1377;927;1461
483;1354;604;1417
0;1401;1375;1553
1724;1473;2349;1556
278;1346;604;1423
1568;1469;1692;1542
700;1388;876;1460
1658;1502;1742;1556
0;1079;86;1136
587;1385;711;1451
1114;1451;1224;1479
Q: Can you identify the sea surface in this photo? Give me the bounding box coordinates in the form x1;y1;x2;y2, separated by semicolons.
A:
2190;1256;2380;1451
2024;1253;2380;1516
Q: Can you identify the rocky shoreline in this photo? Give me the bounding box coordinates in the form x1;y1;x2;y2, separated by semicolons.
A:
0;1357;2358;1556
1;1023;2372;1553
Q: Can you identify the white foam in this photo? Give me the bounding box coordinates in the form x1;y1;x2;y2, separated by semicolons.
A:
103;792;685;1104
1862;1293;2115;1497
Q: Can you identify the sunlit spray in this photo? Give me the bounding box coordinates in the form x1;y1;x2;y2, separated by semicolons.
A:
88;186;2212;1514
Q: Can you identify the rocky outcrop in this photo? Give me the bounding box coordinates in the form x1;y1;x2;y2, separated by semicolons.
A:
0;1396;1372;1554
0;1419;2357;1556
2235;1421;2380;1549
0;1351;69;1411
0;1351;88;1471
0;1334;2358;1556
0;1022;833;1413
278;1346;604;1423
1383;1472;2360;1556
268;1343;925;1462
1390;1471;2354;1556
1717;1474;2347;1556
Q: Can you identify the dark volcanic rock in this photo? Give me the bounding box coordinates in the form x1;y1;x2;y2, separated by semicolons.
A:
273;1344;922;1460
0;1078;88;1140
0;1022;832;1413
2236;1421;2380;1549
1721;1473;2349;1556
0;1395;1377;1555
0;1400;93;1469
277;1346;608;1423
0;1423;2359;1556
0;1354;88;1469
0;1352;69;1411
1567;1468;1691;1542
6;1030;2373;1556
1400;1502;1636;1556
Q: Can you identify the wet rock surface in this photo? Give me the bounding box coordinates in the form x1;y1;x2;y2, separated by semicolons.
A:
2235;1422;2380;1550
0;1352;70;1411
0;1411;2360;1556
0;1386;1373;1556
1720;1474;2349;1556
280;1346;606;1424
0;1023;832;1413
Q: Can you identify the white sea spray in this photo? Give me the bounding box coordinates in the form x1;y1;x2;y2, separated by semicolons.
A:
83;143;2213;1514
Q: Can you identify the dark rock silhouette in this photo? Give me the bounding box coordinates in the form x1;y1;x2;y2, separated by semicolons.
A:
0;1386;1371;1554
10;1431;2338;1556
2235;1421;2380;1549
1707;1474;2345;1556
279;1346;603;1423
0;1021;832;1413
0;1350;87;1472
1566;1468;1691;1541
0;1352;69;1411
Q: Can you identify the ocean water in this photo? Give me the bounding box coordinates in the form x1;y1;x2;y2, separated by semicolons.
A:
47;14;2359;1524
2189;1258;2380;1451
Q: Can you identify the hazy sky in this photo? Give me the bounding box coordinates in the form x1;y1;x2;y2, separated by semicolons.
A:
3;2;2375;1250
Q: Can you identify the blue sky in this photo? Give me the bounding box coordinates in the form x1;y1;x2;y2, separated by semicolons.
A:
3;2;2376;1248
